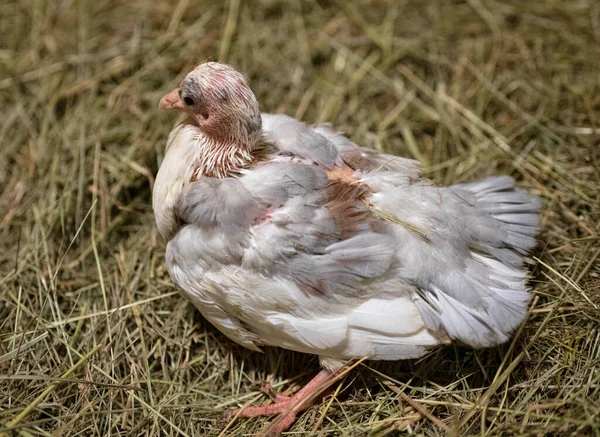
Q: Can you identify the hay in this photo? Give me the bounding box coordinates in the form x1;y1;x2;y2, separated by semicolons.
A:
1;0;599;435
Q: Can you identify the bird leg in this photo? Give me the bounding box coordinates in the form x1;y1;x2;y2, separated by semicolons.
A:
227;369;333;435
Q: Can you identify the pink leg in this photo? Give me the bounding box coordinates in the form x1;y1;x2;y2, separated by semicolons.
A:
227;369;333;435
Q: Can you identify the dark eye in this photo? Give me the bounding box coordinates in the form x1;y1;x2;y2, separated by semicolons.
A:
183;96;195;107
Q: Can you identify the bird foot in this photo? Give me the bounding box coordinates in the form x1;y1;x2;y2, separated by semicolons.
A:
224;369;333;436
225;386;293;422
226;397;299;437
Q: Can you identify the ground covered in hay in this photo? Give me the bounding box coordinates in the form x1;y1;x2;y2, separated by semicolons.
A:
1;0;599;435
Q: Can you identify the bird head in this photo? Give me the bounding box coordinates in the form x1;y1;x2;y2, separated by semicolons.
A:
159;62;262;148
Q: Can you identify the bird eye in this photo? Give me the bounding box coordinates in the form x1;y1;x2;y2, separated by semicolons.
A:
183;96;195;107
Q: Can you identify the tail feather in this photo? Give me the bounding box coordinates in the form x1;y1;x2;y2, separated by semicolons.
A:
457;176;541;253
417;176;541;348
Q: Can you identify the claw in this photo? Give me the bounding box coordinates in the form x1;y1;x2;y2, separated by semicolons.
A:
222;369;334;436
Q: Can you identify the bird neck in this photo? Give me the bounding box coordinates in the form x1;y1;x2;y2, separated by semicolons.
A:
193;134;253;179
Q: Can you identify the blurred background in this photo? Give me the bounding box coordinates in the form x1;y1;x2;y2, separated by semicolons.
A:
1;0;599;435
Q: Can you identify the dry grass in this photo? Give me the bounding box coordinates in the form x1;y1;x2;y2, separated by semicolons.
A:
1;0;599;435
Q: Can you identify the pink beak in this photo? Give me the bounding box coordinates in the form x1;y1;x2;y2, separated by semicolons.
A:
159;87;186;110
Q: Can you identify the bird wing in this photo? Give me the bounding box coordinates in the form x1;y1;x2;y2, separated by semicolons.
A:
237;159;396;297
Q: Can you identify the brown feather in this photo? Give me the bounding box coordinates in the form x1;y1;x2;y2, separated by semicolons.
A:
323;167;374;239
340;149;379;171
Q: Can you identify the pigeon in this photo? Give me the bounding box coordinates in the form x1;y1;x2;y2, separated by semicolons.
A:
153;62;540;435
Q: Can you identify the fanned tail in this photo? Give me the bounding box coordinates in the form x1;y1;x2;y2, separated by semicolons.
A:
417;176;541;348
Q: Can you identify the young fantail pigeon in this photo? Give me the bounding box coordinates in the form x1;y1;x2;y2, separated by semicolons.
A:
153;62;540;435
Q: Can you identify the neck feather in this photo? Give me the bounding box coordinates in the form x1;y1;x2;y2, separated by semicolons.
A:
193;135;253;179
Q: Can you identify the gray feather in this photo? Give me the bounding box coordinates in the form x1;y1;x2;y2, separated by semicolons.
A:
240;162;327;205
284;232;395;296
177;178;262;230
313;124;422;177
261;113;343;168
399;176;540;348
